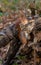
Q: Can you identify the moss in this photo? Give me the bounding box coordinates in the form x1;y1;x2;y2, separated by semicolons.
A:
0;12;3;16
17;55;26;60
13;62;18;65
0;60;2;64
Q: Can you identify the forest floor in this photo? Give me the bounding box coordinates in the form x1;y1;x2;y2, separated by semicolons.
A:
0;10;41;65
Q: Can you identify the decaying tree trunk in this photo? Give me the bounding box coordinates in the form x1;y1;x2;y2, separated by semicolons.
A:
0;23;21;65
